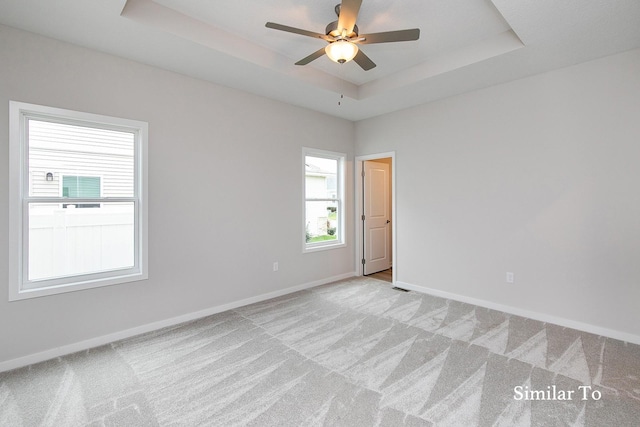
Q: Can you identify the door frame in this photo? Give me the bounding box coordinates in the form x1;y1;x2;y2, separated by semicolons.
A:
355;151;396;283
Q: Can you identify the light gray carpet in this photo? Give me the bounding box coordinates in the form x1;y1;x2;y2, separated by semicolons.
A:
1;277;639;426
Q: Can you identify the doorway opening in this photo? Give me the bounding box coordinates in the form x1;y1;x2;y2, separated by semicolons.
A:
355;152;395;284
368;267;393;283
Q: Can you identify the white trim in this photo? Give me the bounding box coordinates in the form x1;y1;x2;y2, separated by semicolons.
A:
395;280;640;346
355;152;396;284
0;271;356;373
8;102;23;302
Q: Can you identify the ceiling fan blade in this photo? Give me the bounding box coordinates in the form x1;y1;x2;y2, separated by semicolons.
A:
295;47;327;66
353;49;376;71
266;22;331;41
337;0;363;35
358;29;420;44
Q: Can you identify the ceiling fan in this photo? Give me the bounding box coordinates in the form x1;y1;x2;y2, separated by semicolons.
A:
265;0;420;71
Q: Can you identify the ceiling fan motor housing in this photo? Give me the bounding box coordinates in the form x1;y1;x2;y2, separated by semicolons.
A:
325;21;359;39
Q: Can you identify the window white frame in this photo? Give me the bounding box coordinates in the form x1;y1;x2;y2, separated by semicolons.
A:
302;147;346;253
9;101;148;300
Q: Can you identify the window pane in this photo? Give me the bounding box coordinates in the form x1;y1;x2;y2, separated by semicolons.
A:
28;119;135;197
62;176;100;198
28;202;135;281
305;201;338;243
305;156;337;199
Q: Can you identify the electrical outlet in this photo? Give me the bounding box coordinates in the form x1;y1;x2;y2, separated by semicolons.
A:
506;272;514;284
273;262;279;272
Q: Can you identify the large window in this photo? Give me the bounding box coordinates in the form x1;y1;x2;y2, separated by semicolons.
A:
303;148;346;252
9;101;148;300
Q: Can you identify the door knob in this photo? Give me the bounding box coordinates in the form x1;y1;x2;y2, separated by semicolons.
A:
386;220;391;224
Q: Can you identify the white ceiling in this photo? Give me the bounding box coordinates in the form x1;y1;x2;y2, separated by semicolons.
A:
1;0;640;121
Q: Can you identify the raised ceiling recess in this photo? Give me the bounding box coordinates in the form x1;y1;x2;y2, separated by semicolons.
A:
1;0;639;120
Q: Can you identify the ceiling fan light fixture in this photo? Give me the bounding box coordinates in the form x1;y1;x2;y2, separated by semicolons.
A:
325;40;358;64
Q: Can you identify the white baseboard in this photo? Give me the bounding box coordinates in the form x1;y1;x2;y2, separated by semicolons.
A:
0;272;356;373
395;280;640;346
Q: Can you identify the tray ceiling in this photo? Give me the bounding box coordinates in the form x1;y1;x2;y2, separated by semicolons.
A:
1;0;639;120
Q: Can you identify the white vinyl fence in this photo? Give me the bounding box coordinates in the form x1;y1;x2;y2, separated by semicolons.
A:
28;206;134;281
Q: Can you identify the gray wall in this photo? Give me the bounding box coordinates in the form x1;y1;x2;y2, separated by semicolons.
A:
2;22;639;368
0;25;355;366
356;48;640;341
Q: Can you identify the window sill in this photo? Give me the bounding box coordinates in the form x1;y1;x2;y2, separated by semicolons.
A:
9;272;148;301
303;242;347;254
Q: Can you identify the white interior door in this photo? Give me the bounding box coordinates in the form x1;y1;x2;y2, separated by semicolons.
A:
363;160;391;275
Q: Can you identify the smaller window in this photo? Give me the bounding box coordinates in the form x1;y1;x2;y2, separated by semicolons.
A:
303;148;346;252
62;175;101;208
